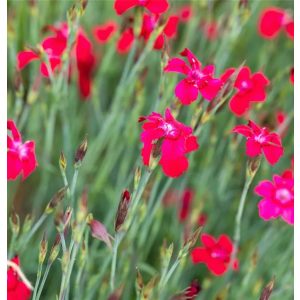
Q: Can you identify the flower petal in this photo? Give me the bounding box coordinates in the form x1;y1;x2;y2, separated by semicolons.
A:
146;0;169;14
114;0;139;15
191;247;210;264
17;50;39;70
164;58;190;75
175;79;199;105
258;199;281;221
281;206;294;225
254;180;274;198
245;138;261;157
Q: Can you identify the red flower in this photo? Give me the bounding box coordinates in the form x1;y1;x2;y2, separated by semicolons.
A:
75;30;96;99
227;67;270;116
93;21;118;44
7;120;38;180
7;256;32;300
178;5;192;23
116;27;135;54
233;120;284;165
197;213;207;226
184;279;201;299
290;67;294;84
200;20;219;40
17;23;68;77
114;0;169;15
139;108;199;177
191;233;235;276
178;189;194;222
254;173;294;225
258;7;294;40
164;48;222;104
140;13;179;50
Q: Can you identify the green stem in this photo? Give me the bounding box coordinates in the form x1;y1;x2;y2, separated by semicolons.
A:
110;232;123;291
35;262;52;300
32;263;43;300
70;168;79;207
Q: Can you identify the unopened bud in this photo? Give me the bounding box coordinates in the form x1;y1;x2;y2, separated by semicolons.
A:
74;136;88;166
182;226;203;255
59;151;67;172
115;189;131;232
49;236;60;263
23;215;33;233
45;187;68;214
39;233;48;264
88;218;113;249
77;188;88;223
136;268;144;293
260;278;275;300
10;211;20;235
247;156;261;179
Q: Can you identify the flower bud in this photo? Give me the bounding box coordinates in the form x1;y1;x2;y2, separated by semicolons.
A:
45;187;68;214
59;151;67;172
74;136;88;167
115;189;131;232
39;233;48;264
260;278;275;300
77;188;88;223
49;236;61;263
136;268;144;293
22;215;33;233
88;218;113;249
9;211;20;235
247;156;262;179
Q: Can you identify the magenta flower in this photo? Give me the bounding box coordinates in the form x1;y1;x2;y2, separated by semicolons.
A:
7;120;38;180
139;108;199;177
164;48;222;105
233;120;284;165
254;173;294;225
114;0;169;15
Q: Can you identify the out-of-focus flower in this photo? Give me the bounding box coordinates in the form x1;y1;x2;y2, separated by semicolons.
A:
226;66;270;116
191;233;236;276
88;218;113;249
254;173;294;225
164;48;222;104
140;13;179;50
116;27;135;54
139;108;199;177
75;30;96;99
184;279;201;299
7;256;32;300
290;67;294;84
197;213;207;226
114;0;169;15
178;5;192;23
17;23;68;77
93;21;118;44
7;120;38;180
233;120;284;165
178;189;194;222
258;7;294;40
200;20;218;40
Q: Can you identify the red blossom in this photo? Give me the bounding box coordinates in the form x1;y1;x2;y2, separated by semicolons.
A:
7;120;38;181
258;7;294;40
93;21;118;44
200;20;219;40
197;213;207;226
233;120;284;165
191;233;236;276
290;67;294;84
116;27;135;54
114;0;169;15
178;189;194;222
7;256;32;300
139;108;199;177
184;279;201;299
178;5;192;23
226;66;270;116
164;48;222;104
254;173;294;225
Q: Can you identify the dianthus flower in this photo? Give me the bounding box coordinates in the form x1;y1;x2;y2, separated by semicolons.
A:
139;108;199;177
184;279;201;299
233;120;284;165
7;120;38;180
191;233;236;276
258;7;294;40
254;172;294;225
164;48;222;104
93;21;118;44
114;0;169;15
7;256;32;300
223;67;270;116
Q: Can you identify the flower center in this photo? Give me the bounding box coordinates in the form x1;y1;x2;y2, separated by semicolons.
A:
240;80;252;92
275;188;292;204
139;0;148;5
254;133;266;144
210;248;228;260
190;70;204;82
161;122;180;139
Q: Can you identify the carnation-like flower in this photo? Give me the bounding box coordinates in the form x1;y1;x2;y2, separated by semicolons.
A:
191;233;236;276
258;7;294;40
139;108;199;177
93;21;118;44
225;67;270;116
116;28;135;54
114;0;169;15
7;120;38;180
254;173;294;225
164;48;222;105
7;256;32;300
233;120;284;165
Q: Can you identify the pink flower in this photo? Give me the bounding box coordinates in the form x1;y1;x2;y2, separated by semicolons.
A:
75;30;96;99
191;233;236;276
17;23;68;77
116;27;135;54
227;67;270;116
164;48;222;105
254;173;294;225
139;108;199;177
7;256;32;300
258;7;294;40
7;120;38;181
233;120;284;165
140;13;179;50
114;0;169;15
93;21;118;44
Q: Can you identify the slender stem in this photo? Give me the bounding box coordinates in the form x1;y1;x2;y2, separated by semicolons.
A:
8;232;17;258
32;263;43;300
70;168;79;207
36;262;52;300
59;232;67;253
110;232;122;291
